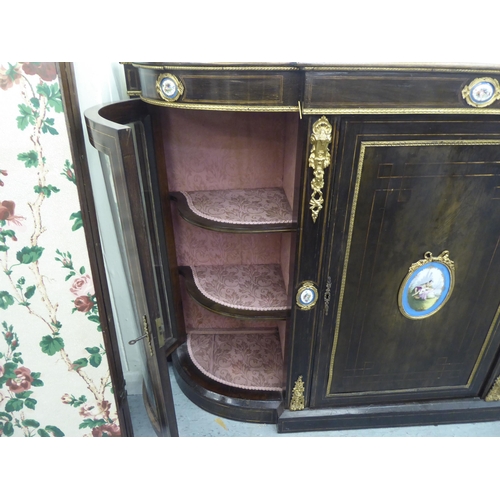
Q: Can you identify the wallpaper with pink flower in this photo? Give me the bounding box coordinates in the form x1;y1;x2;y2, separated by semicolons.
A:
0;63;120;437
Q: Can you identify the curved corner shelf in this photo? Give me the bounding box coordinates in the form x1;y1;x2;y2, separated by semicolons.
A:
172;344;283;424
171;188;297;233
179;265;291;320
187;331;284;391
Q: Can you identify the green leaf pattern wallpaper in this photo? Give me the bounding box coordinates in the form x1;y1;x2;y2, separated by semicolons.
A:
0;63;120;437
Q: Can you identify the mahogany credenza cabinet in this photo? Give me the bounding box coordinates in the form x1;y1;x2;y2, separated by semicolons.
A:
85;63;500;436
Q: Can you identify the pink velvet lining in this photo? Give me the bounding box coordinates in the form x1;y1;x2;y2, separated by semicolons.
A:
181;282;279;331
172;211;282;267
191;264;288;311
187;332;284;390
181;188;293;225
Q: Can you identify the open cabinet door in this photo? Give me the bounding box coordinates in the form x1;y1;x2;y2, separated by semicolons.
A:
85;99;183;437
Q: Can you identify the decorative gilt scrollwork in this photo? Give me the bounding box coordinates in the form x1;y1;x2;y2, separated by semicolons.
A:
485;376;500;402
290;376;305;411
407;250;455;274
308;116;332;222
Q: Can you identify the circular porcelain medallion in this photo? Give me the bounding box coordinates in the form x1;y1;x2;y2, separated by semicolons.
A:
296;282;318;310
156;73;184;102
462;77;500;108
470;81;495;105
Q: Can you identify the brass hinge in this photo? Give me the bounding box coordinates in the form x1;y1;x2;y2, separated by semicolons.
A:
156;317;166;348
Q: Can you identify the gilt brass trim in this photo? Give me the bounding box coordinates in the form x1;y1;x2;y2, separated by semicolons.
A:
132;63;299;71
127;91;142;96
308;116;333;222
131;63;500;73
302;107;500;115
302;65;500;74
398;251;455;320
290;376;305;411
327;139;500;395
485;376;500;401
462;77;500;108
140;95;299;112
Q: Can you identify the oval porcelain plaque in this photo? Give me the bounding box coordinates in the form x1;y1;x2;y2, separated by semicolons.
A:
398;251;455;320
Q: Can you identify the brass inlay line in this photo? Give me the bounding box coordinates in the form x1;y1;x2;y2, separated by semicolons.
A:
327;138;500;396
140;95;298;112
179;74;284;105
302;65;500;73
303;76;467;108
311;75;467;80
469;302;500;385
302;107;500;115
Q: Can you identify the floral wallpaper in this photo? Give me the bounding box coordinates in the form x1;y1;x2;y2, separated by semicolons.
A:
0;63;120;437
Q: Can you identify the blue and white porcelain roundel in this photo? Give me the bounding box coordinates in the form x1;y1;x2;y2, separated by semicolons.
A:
159;76;180;100
470;80;495;105
299;287;317;307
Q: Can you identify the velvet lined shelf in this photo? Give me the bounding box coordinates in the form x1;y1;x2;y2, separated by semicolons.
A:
187;331;285;391
179;264;291;320
171;188;296;233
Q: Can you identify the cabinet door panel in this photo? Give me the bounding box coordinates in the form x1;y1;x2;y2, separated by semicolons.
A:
311;117;500;407
86;100;181;436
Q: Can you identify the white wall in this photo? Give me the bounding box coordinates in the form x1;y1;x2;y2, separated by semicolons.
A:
72;62;144;394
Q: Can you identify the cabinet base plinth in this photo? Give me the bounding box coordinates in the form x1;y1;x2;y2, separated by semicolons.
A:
172;344;283;424
277;398;500;433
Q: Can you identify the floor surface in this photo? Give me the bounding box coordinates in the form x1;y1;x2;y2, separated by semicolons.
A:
127;365;500;437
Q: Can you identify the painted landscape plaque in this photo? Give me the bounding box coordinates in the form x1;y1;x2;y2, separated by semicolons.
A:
398;251;455;320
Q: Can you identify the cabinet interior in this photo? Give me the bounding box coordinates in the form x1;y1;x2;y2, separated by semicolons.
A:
159;108;300;390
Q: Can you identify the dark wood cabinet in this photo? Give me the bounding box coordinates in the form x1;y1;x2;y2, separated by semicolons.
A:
86;63;500;434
